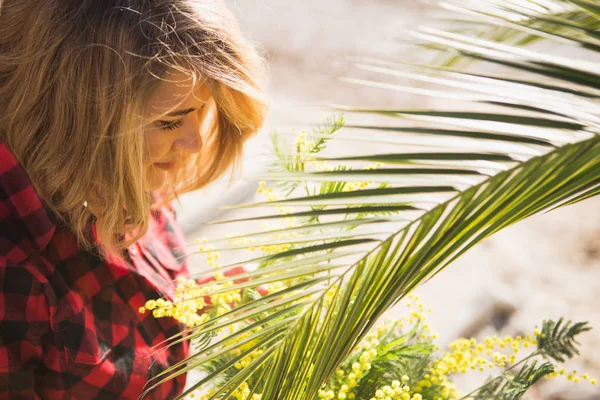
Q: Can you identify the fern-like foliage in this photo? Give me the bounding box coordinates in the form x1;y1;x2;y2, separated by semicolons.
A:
503;361;556;400
537;318;591;363
269;114;346;196
462;318;591;400
468;361;555;400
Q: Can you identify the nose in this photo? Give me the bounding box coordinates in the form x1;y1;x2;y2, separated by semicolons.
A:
173;111;204;154
174;127;203;154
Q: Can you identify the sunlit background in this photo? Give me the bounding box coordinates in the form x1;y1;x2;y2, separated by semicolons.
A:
176;2;600;399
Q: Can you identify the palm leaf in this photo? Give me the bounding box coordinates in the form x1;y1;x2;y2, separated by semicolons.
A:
144;1;600;399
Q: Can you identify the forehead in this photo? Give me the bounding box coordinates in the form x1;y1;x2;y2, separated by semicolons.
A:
147;71;212;116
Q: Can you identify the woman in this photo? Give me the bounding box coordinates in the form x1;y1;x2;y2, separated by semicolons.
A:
0;0;268;398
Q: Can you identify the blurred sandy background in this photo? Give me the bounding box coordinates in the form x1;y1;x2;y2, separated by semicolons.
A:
177;1;600;398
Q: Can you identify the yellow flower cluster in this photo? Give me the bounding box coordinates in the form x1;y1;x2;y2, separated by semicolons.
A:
257;181;297;228
227;227;295;256
324;285;338;307
194;388;215;400
293;128;384;192
307;160;383;193
342;162;383;193
139;277;210;328
295;130;309;154
143;221;296;332
235;347;264;370
318;293;597;400
254;226;296;255
414;319;597;398
227;331;264;369
200;182;298;258
368;378;421;400
317;295;434;400
318;316;398;400
197;241;242;312
197;240;221;268
257;181;280;203
403;296;433;324
141;237;255;367
139;243;243;327
546;368;597;385
232;382;263;400
413;327;548;398
211;276;242;311
189;383;262;400
181;327;267;400
262;281;287;294
318;347;376;399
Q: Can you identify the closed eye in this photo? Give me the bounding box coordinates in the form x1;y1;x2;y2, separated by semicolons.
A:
155;104;205;131
157;119;184;131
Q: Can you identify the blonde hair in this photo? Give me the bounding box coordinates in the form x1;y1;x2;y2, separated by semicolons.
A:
0;0;268;253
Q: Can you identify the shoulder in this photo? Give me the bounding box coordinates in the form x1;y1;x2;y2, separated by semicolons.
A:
0;142;58;262
0;256;54;336
0;255;54;297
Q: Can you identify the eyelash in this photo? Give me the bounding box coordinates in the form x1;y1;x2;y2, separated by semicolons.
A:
159;120;184;131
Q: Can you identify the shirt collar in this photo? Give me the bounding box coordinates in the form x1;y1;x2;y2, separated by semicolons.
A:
0;142;57;262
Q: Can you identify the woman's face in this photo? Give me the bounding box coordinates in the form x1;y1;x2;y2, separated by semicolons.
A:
144;72;214;190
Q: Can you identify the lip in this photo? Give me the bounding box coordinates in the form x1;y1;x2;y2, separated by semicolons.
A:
154;161;176;170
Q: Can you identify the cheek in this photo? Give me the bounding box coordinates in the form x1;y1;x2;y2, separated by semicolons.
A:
144;130;173;164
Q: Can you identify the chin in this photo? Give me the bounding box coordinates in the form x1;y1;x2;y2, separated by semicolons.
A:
147;168;169;191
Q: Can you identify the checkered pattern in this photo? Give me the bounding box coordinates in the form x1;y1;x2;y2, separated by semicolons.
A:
0;142;190;399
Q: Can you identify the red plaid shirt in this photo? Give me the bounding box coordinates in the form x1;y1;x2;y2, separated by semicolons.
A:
0;142;190;399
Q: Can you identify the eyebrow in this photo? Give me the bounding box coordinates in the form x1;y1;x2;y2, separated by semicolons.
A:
165;107;197;117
